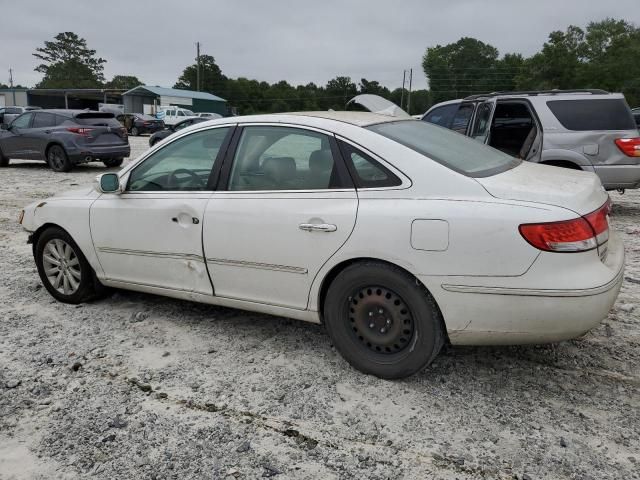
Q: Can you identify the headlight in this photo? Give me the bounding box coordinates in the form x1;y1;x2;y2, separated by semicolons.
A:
18;209;24;224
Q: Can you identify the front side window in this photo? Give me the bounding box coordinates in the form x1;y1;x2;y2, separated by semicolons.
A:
423;104;460;128
367;120;520;178
450;103;475;134
470;102;494;141
228;126;344;191
127;127;230;191
11;113;33;129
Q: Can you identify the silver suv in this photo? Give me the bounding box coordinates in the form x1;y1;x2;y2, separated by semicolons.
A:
422;90;640;191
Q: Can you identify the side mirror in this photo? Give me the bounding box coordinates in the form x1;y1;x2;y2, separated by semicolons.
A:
95;173;122;194
0;123;8;130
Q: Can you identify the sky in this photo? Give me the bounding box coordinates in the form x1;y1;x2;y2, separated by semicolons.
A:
2;0;640;92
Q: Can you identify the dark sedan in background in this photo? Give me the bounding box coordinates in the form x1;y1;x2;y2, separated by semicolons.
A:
0;109;130;172
116;113;165;136
148;116;208;146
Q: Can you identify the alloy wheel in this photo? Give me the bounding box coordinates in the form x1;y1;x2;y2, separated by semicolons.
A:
42;239;82;295
48;147;65;170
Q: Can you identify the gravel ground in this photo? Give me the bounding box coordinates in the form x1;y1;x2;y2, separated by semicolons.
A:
0;136;639;479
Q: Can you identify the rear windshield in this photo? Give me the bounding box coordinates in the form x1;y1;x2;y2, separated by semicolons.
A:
546;99;635;131
74;113;121;127
367;120;520;178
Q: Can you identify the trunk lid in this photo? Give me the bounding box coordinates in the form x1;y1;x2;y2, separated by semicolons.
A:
74;113;128;146
476;162;608;215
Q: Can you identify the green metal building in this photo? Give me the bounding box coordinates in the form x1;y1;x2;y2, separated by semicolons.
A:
122;85;227;116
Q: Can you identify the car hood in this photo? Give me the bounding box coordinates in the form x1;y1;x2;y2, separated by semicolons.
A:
49;185;100;201
476;162;608;215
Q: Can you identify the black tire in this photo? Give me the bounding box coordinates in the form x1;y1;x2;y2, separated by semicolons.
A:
35;227;101;304
0;146;9;167
324;262;445;379
47;145;72;172
131;126;139;136
103;157;124;168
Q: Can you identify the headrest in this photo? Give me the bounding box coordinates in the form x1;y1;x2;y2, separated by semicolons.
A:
309;150;333;172
263;157;296;183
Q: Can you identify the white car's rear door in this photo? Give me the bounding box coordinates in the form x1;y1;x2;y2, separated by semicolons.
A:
202;125;357;310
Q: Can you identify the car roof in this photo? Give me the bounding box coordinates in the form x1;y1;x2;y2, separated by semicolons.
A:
240;111;407;127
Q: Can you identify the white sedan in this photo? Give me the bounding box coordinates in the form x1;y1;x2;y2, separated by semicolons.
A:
20;112;624;378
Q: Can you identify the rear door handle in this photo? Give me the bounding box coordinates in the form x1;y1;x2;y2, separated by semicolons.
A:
299;223;337;232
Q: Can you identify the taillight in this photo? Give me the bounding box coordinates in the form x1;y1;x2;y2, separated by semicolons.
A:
66;127;94;136
615;137;640;157
519;199;610;253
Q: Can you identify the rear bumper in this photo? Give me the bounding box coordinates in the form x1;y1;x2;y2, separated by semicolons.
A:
593;164;640;190
67;144;130;163
422;231;625;345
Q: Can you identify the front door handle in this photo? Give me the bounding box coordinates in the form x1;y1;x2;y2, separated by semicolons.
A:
299;223;337;232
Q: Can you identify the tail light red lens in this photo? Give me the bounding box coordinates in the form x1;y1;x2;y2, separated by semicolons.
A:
66;127;94;136
519;199;610;253
615;137;640;157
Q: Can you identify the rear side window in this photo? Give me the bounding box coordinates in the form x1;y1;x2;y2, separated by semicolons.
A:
338;141;401;188
547;99;635;131
74;114;121;127
423;104;459;128
32;112;57;128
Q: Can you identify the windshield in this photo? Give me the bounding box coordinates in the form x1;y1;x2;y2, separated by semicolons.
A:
367;120;520;178
183;110;195;116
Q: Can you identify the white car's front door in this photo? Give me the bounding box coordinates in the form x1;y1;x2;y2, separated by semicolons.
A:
90;126;232;294
202;125;358;310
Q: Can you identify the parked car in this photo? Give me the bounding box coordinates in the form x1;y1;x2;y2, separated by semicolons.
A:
116;113;165;136
0;109;130;172
632;107;640;129
148;116;208;146
156;107;198;126
0;106;41;124
195;112;223;119
20;112;623;379
421;90;640;191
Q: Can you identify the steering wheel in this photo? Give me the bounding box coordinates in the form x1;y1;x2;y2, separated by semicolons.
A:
166;168;206;189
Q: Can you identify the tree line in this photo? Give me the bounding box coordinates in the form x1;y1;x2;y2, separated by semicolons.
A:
12;19;640;115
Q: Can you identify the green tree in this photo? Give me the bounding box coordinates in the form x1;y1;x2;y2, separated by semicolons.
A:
358;78;390;97
516;26;584;90
33;32;106;88
105;75;143;90
174;54;227;94
324;76;357;109
422;37;500;102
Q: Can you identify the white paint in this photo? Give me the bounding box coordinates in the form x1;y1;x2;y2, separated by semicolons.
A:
21;112;624;345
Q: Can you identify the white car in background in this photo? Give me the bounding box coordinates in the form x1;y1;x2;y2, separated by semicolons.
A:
156;107;198;126
19;112;624;378
196;112;223;119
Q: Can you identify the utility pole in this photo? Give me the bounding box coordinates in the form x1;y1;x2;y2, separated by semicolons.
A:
400;70;406;111
196;42;201;92
9;68;16;105
407;68;413;115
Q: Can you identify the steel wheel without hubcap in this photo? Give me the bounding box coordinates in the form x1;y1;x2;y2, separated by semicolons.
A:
42;239;81;295
349;286;414;354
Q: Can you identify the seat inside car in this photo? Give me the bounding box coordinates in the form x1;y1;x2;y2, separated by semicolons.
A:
308;149;334;188
262;157;297;188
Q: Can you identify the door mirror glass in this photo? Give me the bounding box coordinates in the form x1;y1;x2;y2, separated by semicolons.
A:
98;173;121;193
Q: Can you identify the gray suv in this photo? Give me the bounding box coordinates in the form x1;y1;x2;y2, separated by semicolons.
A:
0;109;130;172
422;90;640;191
